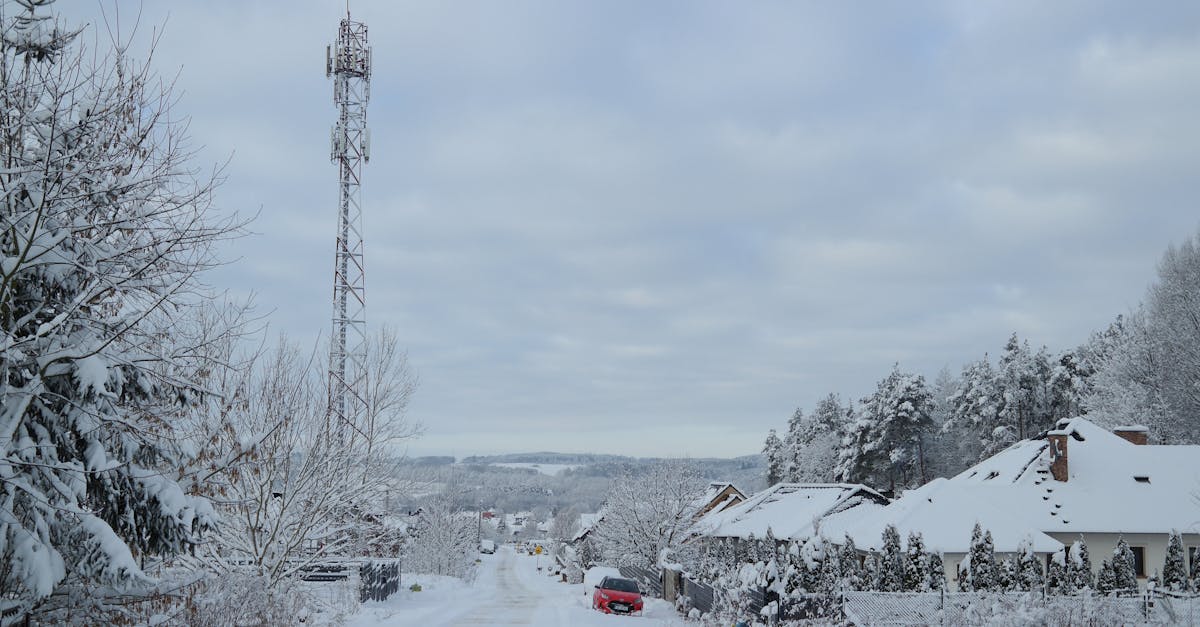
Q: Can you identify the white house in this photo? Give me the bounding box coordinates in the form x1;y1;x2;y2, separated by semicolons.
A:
849;418;1200;590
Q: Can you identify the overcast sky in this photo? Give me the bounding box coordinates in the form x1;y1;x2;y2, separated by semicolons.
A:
57;1;1200;459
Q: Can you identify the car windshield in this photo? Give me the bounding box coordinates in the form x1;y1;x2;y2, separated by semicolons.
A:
603;578;639;593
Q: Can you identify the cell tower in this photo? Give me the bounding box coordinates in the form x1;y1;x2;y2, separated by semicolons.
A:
325;12;371;442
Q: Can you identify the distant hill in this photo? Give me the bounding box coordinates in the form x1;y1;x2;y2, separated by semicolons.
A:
458;452;766;491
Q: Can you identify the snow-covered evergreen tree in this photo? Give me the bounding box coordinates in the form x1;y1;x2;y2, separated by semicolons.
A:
927;552;946;591
839;535;866;591
998;334;1043;442
1016;538;1044;592
903;531;926;591
997;556;1018;591
782;407;806;481
799;535;825;592
837;366;934;491
877;525;905;592
1046;548;1071;595
777;395;845;484
816;538;841;594
1097;559;1118;595
1112;537;1138;592
962;524;997;591
0;1;246;621
762;429;785;486
1162;530;1189;592
1070;538;1094;591
943;357;1003;465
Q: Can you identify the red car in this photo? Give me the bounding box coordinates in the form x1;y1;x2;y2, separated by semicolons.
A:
591;576;644;615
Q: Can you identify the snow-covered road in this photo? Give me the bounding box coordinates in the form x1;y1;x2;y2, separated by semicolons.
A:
350;546;685;626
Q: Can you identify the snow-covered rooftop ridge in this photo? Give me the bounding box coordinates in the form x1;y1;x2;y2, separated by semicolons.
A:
693;482;888;541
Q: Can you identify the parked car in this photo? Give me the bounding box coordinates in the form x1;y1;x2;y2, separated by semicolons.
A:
480;540;496;554
591;576;644;615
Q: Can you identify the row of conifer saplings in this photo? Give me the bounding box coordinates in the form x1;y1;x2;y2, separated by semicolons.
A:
692;525;1200;598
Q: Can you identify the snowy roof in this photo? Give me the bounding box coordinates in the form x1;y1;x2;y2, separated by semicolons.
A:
839;478;1062;554
690;482;747;517
572;512;603;543
693;483;888;541
948;418;1200;535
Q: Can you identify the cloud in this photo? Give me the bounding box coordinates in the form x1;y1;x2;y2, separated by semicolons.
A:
51;0;1200;459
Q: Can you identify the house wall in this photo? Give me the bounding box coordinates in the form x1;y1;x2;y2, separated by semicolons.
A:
1047;531;1200;591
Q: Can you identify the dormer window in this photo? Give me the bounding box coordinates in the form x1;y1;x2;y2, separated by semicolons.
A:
1134;476;1150;484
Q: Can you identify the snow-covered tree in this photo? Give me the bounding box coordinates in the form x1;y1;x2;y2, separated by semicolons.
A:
1085;231;1200;443
1097;559;1118;595
943;357;1003;464
590;460;705;569
961;524;997;591
1069;538;1094;591
798;535;825;593
1162;531;1189;592
877;525;905;592
405;494;479;579
998;334;1043;442
780;395;844;483
997;556;1018;591
197;331;418;585
927;552;946;591
839;535;866;591
550;508;581;545
923;366;962;478
903;531;925;591
0;1;249;621
1112;537;1138;592
837;366;933;491
1046;548;1071;595
1016;538;1044;592
762;429;785;486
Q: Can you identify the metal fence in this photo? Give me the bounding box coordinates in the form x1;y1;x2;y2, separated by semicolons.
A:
618;565;663;597
358;559;401;603
680;576;715;615
668;586;1200;625
839;590;1200;626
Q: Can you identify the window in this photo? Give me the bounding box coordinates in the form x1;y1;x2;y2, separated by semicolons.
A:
1133;476;1150;484
1190;547;1200;574
1131;546;1146;578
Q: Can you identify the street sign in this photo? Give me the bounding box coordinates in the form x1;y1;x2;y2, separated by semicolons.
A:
535;545;543;555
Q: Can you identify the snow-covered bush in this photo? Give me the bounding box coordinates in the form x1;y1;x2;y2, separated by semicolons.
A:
182;571;319;627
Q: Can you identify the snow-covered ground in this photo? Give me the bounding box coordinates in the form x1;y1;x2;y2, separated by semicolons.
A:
350;546;684;626
489;463;581;476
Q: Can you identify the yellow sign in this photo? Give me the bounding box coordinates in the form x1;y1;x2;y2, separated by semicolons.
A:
535;545;543;554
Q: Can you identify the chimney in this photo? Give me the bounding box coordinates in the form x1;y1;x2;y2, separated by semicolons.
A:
1048;432;1069;482
1113;425;1148;446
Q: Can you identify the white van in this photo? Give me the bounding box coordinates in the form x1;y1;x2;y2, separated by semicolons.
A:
480;539;496;554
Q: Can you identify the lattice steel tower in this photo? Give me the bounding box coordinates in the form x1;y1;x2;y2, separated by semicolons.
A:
325;12;371;442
